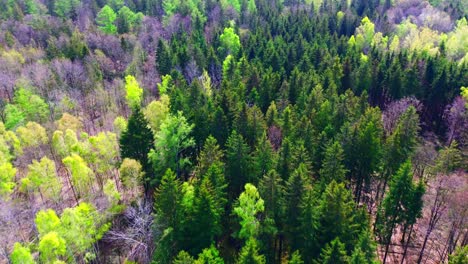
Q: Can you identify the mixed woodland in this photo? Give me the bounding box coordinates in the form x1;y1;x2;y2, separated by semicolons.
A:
0;0;467;263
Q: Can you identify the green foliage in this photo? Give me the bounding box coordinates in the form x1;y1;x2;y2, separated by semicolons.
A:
237;238;265;264
54;0;80;18
62;154;94;197
154;169;182;228
219;26;241;57
233;183;265;240
10;243;35;264
120;106;154;183
448;246;468;264
225;130;251;197
149;111;195;182
318;238;350;264
288;251;304;264
96;5;117;34
124;75;144;108
376;161;425;251
21;157;61;201
145;94;170;133
14;87;50;122
195;245;224;264
116;6;143;34
0;162;16;200
38;232;67;263
174;251;195;264
319;141;347;185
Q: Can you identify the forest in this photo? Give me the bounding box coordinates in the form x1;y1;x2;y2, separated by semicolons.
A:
0;0;466;263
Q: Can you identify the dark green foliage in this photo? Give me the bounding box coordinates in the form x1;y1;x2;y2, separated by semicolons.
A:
225;130;251;198
119;106;154;187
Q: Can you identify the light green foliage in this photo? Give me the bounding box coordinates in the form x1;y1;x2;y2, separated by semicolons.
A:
461;87;468;104
158;75;174;95
104;179;124;213
354;17;375;52
173;251;195;264
222;54;235;78
219;26;241;57
149;111;195;179
4;131;22;157
162;0;206;23
89;132;119;174
10;243;35;264
4;104;25;130
117;6;144;33
16;122;48;149
38;232;67;263
35;209;61;236
62;154;95;196
144;94;170;133
446;18;468;61
35;204;110;258
449;245;468;264
113;116;127;136
288;251;304;264
124;75;143;108
59;203;110;254
195;245;224;264
119;158;144;190
96;5;117;34
12;87;49;124
54;0;80;18
238;238;265;264
221;0;241;13
0;162;16;200
56;113;83;132
233;183;265;240
200;70;212;97
21;157;61;201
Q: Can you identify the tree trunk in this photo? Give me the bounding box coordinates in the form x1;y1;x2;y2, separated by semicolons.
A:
400;224;414;264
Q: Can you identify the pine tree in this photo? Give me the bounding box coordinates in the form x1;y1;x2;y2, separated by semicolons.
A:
238;238;266;264
319;141;347;186
376;161;424;263
196;136;224;177
318;238;350;264
284;163;310;251
119;106;154;187
154;169;182;229
157;39;172;76
252;132;277;182
317;180;361;252
225;130;251;198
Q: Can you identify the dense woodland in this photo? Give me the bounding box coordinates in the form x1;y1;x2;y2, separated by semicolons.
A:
0;0;467;263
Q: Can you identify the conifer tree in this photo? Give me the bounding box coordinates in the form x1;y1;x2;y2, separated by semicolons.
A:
252;132;277;182
120;106;154;186
225;130;251;197
284;163;310;251
319;141;347;186
318;238;350;264
238;238;266;264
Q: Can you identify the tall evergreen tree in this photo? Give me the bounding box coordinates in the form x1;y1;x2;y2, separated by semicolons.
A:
120;106;154;187
225;130;251;198
318;238;350;264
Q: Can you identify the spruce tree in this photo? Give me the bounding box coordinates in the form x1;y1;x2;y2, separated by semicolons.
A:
318;238;350;264
225;130;251;198
238;238;266;264
120;106;154;187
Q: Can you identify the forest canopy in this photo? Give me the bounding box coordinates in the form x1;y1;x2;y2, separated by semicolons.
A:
0;0;466;264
